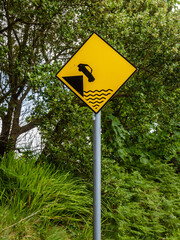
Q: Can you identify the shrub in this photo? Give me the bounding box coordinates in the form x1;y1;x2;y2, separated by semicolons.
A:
101;158;180;239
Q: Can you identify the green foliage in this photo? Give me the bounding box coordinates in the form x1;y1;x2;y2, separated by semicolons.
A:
1;0;180;239
39;98;94;178
101;158;180;239
102;104;180;173
34;0;180;174
1;151;180;239
0;152;92;239
100;110;180;239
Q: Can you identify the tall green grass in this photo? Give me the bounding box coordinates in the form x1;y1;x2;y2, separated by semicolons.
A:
2;153;179;239
0;152;92;239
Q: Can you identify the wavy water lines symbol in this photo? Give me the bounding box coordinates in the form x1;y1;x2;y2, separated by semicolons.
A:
84;89;113;109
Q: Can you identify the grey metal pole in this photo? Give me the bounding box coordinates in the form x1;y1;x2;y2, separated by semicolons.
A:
93;111;101;240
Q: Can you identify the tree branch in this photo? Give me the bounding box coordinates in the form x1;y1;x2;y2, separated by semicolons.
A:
19;86;31;103
0;199;60;233
19;121;36;135
12;28;21;47
0;18;22;34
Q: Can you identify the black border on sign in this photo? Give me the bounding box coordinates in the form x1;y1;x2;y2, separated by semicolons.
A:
56;32;137;114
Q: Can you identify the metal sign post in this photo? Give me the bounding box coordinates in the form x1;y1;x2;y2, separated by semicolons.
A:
56;32;137;240
93;111;101;240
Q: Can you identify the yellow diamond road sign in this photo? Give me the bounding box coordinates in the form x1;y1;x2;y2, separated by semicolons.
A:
56;33;137;113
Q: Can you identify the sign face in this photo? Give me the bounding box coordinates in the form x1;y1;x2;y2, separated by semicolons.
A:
56;33;137;113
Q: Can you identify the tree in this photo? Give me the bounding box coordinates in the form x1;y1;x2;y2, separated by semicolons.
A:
37;0;179;174
0;0;99;156
0;0;179;160
100;0;180;171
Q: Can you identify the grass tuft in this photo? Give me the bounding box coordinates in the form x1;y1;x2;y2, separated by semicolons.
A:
0;152;92;239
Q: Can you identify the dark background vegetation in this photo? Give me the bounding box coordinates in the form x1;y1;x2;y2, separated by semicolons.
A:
0;0;179;239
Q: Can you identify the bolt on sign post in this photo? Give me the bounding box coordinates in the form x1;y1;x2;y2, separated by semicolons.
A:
56;33;137;240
